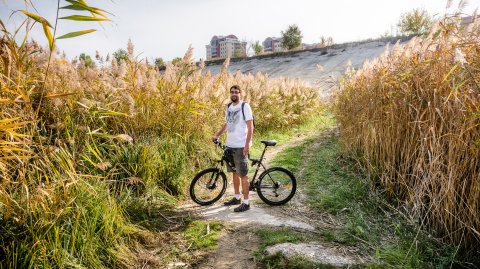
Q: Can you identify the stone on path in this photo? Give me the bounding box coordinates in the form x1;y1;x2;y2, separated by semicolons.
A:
265;242;361;267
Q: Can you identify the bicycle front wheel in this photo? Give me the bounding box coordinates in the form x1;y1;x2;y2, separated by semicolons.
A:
190;168;227;206
257;167;296;206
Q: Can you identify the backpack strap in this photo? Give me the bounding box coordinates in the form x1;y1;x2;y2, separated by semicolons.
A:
241;102;246;120
244;102;255;128
227;102;250;122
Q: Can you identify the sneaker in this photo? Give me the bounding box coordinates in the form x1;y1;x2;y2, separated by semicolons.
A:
223;197;241;206
234;203;250;212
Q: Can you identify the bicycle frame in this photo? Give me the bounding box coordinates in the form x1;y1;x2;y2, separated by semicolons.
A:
213;140;269;191
248;146;269;190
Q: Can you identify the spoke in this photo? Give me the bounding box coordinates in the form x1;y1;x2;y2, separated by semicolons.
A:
193;171;225;203
259;169;294;203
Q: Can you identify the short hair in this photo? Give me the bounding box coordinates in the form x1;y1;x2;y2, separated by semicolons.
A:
230;85;241;92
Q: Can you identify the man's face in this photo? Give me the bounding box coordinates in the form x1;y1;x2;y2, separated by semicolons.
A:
230;89;240;102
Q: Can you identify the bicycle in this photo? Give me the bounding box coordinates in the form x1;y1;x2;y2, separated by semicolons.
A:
190;140;296;206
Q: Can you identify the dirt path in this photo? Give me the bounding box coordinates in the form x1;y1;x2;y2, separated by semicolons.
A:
195;223;259;269
181;129;338;268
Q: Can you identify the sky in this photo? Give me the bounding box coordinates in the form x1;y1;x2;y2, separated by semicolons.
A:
1;0;479;62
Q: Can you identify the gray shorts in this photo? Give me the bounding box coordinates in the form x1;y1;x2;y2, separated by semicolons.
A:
226;148;249;177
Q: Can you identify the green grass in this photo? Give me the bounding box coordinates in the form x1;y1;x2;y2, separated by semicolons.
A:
250;111;335;158
184;220;224;250
263;131;470;268
270;143;308;173
256;228;306;249
259;253;331;269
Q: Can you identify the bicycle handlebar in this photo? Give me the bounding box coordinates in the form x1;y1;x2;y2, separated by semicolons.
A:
213;140;256;161
213;139;227;150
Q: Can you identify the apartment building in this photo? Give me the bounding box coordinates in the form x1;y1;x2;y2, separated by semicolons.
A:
206;35;247;60
262;37;285;53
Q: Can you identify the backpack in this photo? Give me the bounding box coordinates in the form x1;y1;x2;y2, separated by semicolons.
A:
227;102;255;127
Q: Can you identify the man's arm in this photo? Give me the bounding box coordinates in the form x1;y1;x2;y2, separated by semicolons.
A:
212;123;227;142
243;120;254;156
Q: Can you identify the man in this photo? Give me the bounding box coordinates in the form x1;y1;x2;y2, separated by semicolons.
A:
212;85;254;212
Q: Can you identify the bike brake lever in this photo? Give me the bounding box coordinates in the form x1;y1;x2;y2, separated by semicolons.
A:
213;140;225;149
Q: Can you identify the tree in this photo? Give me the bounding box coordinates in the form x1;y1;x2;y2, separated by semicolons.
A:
397;8;432;35
79;53;95;68
154;57;165;69
281;24;303;50
252;40;263;55
171;57;182;65
113;48;129;64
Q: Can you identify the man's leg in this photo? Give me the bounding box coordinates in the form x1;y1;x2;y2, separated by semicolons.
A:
234;175;251;212
233;150;251;212
241;175;249;200
224;172;242;206
233;172;241;196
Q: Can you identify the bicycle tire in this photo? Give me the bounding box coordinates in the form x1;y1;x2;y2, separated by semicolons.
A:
190;168;227;206
256;167;296;206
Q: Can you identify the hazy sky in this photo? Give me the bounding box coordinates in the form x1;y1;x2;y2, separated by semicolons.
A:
1;0;478;61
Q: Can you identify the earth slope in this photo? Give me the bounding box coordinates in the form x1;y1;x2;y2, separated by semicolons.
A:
203;38;410;98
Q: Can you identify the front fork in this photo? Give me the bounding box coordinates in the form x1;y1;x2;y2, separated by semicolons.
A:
206;160;224;189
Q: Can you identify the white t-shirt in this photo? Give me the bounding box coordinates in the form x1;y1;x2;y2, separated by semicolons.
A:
225;101;253;148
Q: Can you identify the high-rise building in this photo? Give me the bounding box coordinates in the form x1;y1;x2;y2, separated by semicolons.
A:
206;35;247;60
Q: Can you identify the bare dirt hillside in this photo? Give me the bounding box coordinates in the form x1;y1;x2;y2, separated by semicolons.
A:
203;38;411;98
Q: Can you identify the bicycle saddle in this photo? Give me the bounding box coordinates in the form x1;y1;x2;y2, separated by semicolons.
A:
261;140;277;146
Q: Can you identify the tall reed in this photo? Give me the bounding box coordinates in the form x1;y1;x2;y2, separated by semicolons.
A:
335;14;480;249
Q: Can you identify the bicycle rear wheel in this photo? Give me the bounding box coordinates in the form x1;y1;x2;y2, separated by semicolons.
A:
256;167;296;206
190;168;227;206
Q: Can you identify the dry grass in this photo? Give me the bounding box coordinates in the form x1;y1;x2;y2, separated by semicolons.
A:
335;14;480;250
